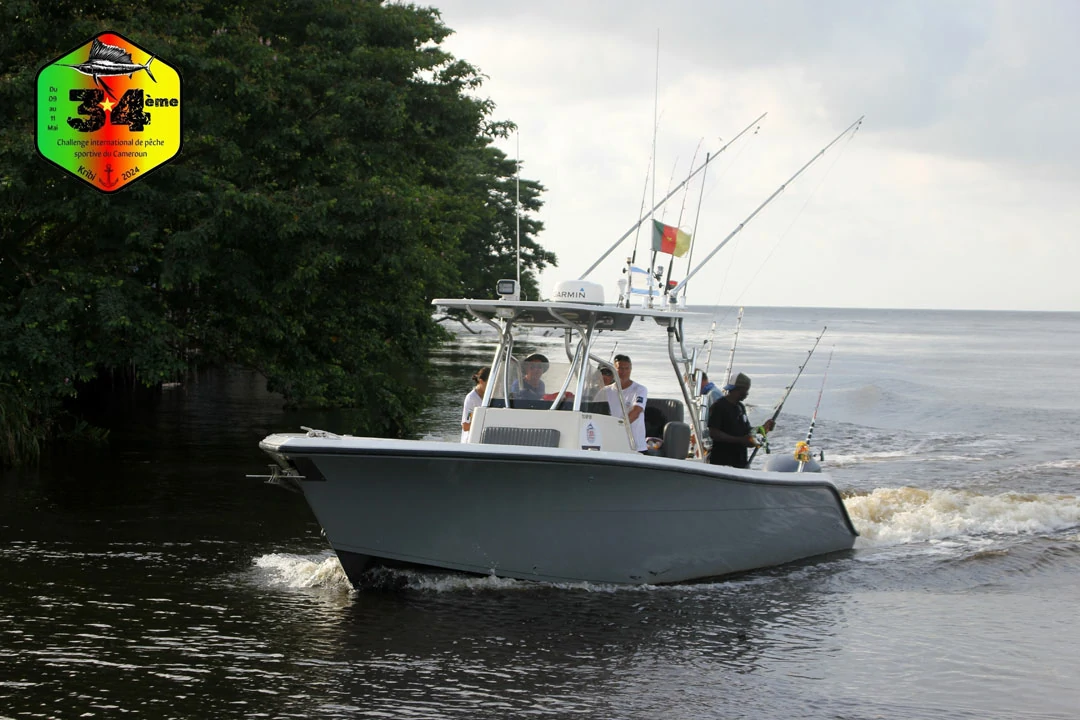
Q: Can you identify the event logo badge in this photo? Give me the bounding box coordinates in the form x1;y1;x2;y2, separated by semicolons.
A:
36;31;182;193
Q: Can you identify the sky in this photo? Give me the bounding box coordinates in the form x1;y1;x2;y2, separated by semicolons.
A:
428;0;1080;311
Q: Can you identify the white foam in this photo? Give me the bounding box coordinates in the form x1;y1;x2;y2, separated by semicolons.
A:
1030;458;1080;471
844;487;1080;546
828;450;910;466
380;568;536;592
253;553;351;589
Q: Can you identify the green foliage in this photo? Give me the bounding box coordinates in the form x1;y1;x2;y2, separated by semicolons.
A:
0;382;47;467
0;0;554;462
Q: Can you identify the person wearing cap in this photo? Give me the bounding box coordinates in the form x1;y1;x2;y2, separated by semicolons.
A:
707;372;775;468
511;353;548;401
606;354;649;452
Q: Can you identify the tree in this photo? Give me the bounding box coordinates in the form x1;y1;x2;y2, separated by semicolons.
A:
0;0;554;463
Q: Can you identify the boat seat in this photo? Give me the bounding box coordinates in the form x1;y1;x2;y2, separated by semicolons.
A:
645;398;684;438
480;426;562;448
662;421;691;459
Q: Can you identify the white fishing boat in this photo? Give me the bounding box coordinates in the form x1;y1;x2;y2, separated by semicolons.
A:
257;278;858;585
256;116;865;585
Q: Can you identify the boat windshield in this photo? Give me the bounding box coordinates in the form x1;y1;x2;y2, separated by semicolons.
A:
487;356;613;411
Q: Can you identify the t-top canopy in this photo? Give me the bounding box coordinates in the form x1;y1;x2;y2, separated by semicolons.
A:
432;298;698;332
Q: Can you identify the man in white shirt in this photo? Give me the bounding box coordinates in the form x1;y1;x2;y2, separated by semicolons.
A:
606;353;648;452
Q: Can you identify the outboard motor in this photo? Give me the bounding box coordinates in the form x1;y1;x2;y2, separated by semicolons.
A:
763;449;823;473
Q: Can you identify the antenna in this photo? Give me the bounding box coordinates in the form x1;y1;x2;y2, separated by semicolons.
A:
520;132;524;293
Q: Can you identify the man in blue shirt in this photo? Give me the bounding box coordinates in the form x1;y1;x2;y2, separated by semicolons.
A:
699;372;724;423
511;353;548;401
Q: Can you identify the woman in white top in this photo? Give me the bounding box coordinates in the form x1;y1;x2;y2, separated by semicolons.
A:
460;367;490;442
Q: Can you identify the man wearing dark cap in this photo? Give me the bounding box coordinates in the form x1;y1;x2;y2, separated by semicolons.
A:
511;353;549;401
707;372;774;468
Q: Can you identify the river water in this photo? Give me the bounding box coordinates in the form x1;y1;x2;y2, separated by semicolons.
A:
3;307;1080;719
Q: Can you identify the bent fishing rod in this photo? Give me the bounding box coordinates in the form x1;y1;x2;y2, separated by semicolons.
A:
749;325;827;464
668;116;864;298
798;347;834;472
578;112;768;280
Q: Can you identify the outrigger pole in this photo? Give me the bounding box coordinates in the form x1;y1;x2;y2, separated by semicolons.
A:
668;116;864;298
578;112;768;281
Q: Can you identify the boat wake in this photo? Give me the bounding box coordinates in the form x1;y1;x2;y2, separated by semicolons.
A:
845;487;1080;546
249;552;803;594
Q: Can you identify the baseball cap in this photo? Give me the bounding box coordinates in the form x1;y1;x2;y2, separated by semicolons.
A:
723;372;751;392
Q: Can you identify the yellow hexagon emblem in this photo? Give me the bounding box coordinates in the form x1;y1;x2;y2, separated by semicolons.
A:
36;31;182;193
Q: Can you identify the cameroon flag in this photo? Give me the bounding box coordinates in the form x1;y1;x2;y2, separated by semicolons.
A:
651;220;692;257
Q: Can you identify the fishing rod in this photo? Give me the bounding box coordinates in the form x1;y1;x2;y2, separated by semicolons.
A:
797;347;834;472
748;325;827;464
720;306;744;384
668;116;864;298
702;321;717;374
578;112;768;280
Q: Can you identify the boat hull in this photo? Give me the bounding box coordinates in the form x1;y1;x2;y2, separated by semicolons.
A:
261;435;858;585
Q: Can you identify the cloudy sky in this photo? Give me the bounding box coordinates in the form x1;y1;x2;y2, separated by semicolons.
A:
429;0;1080;311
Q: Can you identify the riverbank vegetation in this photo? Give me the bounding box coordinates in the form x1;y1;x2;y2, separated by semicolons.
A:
0;0;556;465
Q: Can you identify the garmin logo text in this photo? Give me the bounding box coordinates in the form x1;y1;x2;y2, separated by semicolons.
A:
551;280;603;305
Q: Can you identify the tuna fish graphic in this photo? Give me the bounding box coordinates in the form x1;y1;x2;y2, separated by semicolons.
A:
62;38;156;100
